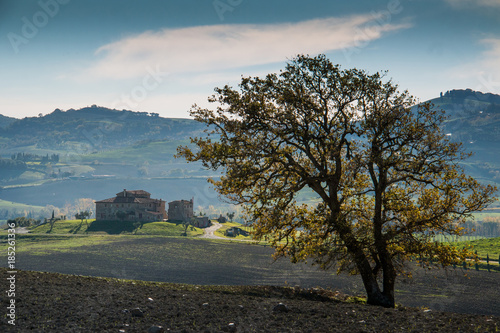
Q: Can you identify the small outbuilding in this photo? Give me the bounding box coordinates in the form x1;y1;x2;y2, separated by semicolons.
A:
167;198;194;222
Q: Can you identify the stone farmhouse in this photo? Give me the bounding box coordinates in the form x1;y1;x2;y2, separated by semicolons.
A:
96;190;211;227
95;189;167;222
167;198;211;227
167;199;194;222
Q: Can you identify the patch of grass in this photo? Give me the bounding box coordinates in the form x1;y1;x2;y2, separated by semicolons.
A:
455;236;500;257
17;170;46;181
136;221;204;237
0;234;121;255
29;219;94;234
344;295;367;304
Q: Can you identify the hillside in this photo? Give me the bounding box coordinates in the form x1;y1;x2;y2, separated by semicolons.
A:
430;89;500;143
0;114;16;129
426;89;500;185
0;106;207;151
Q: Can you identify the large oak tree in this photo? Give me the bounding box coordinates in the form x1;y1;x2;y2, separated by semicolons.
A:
177;54;497;307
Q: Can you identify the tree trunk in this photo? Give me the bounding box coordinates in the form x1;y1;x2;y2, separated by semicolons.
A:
380;252;396;307
366;287;394;308
356;257;395;308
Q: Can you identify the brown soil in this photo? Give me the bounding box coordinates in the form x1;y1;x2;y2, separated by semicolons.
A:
1;268;498;332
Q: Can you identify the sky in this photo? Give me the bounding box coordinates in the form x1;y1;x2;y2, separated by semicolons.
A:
1;0;500;119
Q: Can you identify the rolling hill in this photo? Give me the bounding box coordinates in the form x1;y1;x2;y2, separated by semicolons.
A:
0;114;16;129
0;91;499;221
0;105;207;152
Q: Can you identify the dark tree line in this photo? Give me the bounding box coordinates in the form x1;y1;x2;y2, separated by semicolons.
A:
7;216;41;227
11;152;59;163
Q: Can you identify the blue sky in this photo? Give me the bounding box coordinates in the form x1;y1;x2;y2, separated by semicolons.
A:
1;0;500;119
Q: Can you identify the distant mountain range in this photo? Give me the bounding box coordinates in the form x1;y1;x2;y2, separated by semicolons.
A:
0;90;499;218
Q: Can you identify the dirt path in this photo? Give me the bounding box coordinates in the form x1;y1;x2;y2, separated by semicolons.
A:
199;221;226;239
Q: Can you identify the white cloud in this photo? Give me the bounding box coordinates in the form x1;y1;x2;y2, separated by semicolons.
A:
84;15;411;80
445;0;500;7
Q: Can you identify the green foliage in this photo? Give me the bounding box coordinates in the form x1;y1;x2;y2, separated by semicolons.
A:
0;157;27;180
178;54;497;307
226;212;235;221
11;152;59;163
75;210;91;222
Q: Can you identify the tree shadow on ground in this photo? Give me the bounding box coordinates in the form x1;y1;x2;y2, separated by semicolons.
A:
69;223;83;234
86;220;136;234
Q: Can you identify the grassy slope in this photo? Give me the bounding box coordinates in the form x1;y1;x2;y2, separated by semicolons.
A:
0;199;44;212
135;221;204;237
27;219;204;237
28;219;95;234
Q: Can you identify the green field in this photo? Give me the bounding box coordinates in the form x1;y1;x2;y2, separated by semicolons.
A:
462;237;500;258
79;139;189;164
436;236;500;258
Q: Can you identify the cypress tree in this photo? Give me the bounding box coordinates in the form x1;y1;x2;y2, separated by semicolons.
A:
475;250;479;271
